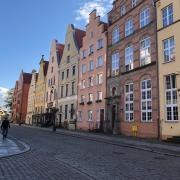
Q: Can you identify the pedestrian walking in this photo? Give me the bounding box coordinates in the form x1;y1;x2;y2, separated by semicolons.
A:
1;117;10;139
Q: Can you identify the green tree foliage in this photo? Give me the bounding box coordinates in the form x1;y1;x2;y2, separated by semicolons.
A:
4;88;14;112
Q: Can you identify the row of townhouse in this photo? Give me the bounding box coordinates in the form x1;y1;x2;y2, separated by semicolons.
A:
12;0;180;139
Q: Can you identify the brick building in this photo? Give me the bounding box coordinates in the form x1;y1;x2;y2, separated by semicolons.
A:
12;71;32;124
77;10;107;131
106;0;159;138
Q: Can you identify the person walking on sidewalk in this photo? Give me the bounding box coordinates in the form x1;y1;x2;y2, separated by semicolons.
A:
1;117;10;139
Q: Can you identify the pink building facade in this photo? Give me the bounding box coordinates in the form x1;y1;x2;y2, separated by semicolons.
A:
77;10;107;131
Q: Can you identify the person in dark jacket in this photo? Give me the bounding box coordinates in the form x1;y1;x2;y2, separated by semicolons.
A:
1;118;10;139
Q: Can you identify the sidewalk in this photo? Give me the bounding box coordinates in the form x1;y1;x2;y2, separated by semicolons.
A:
0;134;30;158
22;124;180;157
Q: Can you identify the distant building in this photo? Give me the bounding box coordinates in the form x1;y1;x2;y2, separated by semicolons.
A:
156;0;180;139
77;10;107;131
58;24;85;130
33;56;48;125
26;69;38;125
12;71;32;124
45;40;64;127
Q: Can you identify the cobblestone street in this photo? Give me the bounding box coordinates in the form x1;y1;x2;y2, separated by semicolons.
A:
0;126;180;180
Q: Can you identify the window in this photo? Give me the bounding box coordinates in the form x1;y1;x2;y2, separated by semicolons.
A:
88;77;93;87
89;60;94;71
72;66;76;76
53;76;55;85
52;56;54;63
141;79;152;121
163;37;175;63
89;45;94;54
140;37;151;66
72;81;75;95
132;0;137;8
112;87;117;96
125;46;134;71
51;67;53;73
125;19;134;37
97;39;103;49
67;56;70;63
46;92;48;102
121;5;126;16
82;50;87;59
112;52;120;75
65;105;68;119
70;104;74;119
97;56;103;67
66;69;69;78
80;80;86;89
61;86;64;98
81;95;85;103
140;8;150;28
62;71;64;80
66;84;68;97
165;74;178;121
96;74;103;85
112;26;120;44
88;110;93;121
90;32;93;38
82;64;86;74
125;83;134;121
162;4;173;27
54;89;56;100
67;44;70;51
97;91;102;100
88;93;93;102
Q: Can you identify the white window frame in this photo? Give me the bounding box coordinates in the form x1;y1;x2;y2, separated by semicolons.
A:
165;74;179;121
140;8;150;28
141;79;152;122
125;18;134;37
112;52;120;75
82;64;86;74
163;37;175;63
88;76;93;87
132;0;137;8
125;45;134;71
97;56;103;67
125;83;134;121
140;37;151;66
97;91;103;101
162;4;173;27
96;73;103;85
89;60;94;71
121;5;126;16
97;39;103;49
88;110;93;121
112;26;120;44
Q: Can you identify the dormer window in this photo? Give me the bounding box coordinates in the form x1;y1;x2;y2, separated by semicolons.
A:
121;5;126;16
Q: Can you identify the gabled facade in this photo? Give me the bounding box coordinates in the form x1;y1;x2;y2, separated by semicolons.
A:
45;40;64;113
12;71;32;124
106;0;159;137
77;10;107;131
58;24;85;129
26;69;38;125
156;0;180;139
34;56;49;123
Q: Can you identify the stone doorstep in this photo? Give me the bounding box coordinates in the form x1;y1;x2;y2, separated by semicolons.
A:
20;124;180;156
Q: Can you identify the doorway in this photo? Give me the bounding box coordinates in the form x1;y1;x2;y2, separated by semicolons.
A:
99;109;104;132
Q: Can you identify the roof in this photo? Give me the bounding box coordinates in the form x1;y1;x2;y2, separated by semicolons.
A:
23;72;32;84
74;28;86;49
56;43;64;65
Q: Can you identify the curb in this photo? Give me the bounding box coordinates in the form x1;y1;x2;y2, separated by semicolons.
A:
0;136;31;159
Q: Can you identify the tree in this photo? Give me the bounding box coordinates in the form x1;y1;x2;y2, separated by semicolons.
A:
4;88;14;112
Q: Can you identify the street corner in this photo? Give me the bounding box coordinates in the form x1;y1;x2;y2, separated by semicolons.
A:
0;134;30;158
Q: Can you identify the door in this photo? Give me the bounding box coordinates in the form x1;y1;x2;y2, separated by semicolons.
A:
100;109;104;132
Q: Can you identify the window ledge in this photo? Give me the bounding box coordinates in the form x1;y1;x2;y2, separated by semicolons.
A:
164;120;179;123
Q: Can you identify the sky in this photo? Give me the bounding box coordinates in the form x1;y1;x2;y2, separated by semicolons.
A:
0;0;113;92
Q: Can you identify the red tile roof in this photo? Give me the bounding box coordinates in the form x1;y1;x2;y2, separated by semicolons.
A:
74;28;86;49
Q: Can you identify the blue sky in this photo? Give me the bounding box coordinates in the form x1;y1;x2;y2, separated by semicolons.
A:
0;0;112;90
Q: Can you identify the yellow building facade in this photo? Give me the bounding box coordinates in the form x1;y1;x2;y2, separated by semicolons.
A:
34;56;49;115
156;0;180;139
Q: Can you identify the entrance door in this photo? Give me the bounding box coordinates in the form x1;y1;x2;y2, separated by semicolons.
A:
100;109;104;132
112;105;116;130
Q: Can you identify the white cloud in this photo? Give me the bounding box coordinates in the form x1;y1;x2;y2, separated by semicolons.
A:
0;87;9;107
75;0;114;23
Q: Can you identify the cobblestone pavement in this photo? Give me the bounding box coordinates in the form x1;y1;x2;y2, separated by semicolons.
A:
1;126;180;180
